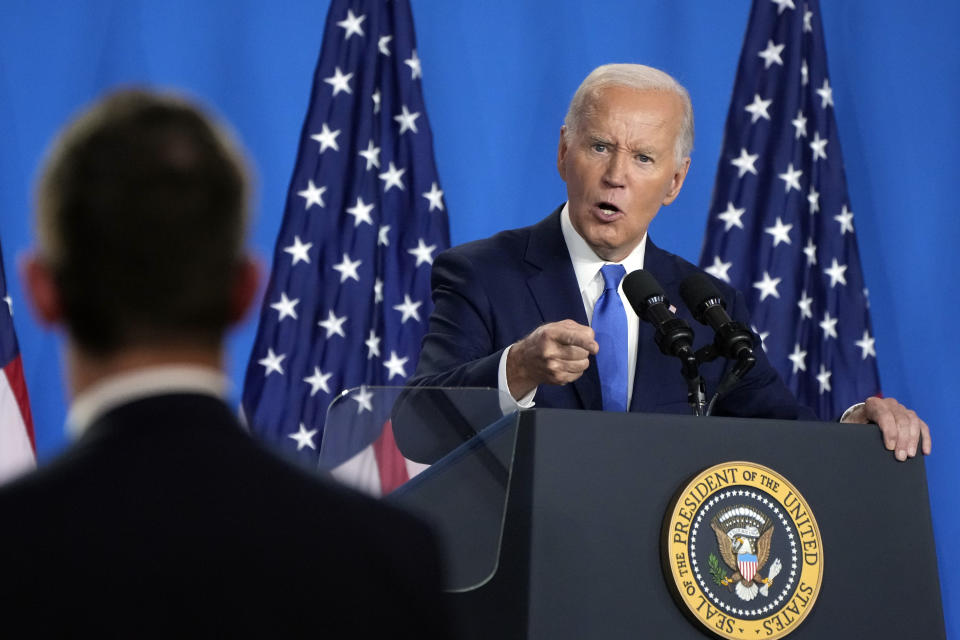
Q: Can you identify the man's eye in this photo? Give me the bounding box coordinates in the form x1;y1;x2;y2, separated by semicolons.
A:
592;143;607;153
636;154;651;163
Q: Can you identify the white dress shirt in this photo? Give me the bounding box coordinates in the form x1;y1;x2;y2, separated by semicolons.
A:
498;204;646;408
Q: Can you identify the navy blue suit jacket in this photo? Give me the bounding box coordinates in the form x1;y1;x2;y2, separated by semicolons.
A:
0;393;450;636
412;207;812;420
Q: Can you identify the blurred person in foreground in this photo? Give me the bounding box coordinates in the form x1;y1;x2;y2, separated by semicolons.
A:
0;89;450;636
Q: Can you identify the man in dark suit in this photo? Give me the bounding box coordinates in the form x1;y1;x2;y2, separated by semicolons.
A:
0;89;450;636
411;63;930;460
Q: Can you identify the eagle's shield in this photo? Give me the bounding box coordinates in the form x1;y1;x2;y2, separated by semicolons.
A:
738;553;758;582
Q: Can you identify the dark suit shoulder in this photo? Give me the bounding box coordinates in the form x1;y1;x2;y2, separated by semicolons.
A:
438;220;534;265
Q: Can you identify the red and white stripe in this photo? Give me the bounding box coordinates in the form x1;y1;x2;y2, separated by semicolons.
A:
0;355;36;484
331;419;427;498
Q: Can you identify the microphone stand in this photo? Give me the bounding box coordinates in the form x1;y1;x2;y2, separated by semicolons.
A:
694;344;756;416
680;352;707;416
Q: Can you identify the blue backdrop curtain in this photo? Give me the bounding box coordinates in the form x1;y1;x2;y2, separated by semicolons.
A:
1;1;956;633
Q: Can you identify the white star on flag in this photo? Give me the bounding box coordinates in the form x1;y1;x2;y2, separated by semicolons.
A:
816;364;832;394
855;330;876;359
422;182;444;211
365;330;381;359
819;311;839;339
288;423;319;451
336;9;365;39
718;202;746;231
283;236;312;265
404;50;422;80
834;205;854;234
324;66;353;96
807;187;820;213
373;278;384;303
753;271;782;301
803;237;817;265
731;148;759;177
258;349;286;376
394;105;420;134
764;217;793;246
770;0;795;14
824;258;848;287
378;162;406;192
809;132;828;161
332;253;362;282
816;78;834;108
797;291;813;318
788;344;807;373
393;294;422;323
310;123;340;153
745;94;773;123
298;180;326;209
319;310;348;338
358;140;381;170
383;351;409;380
751;325;770;351
705;256;733;282
352;386;374;414
303;367;332;396
408;239;437;266
778;163;803;192
378;35;392;56
270;293;299;321
372;89;381;114
346;196;375;227
791;111;808;139
757;40;785;68
377;225;391;246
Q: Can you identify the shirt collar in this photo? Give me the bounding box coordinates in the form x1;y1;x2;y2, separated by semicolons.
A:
66;365;229;439
560;202;647;292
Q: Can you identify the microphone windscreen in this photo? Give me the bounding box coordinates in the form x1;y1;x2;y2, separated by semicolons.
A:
622;269;664;309
678;273;721;314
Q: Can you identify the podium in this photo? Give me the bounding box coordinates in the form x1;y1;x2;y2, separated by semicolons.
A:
320;390;945;639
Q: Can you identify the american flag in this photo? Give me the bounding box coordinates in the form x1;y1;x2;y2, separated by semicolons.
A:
242;0;449;489
0;238;35;484
699;0;880;420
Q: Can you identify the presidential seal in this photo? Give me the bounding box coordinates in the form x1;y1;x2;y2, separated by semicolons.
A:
662;462;823;639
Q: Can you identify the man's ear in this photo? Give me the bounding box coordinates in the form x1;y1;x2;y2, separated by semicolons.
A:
661;156;692;206
557;126;569;182
20;253;63;326
228;255;260;326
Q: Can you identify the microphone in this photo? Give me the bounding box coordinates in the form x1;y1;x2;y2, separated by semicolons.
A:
623;269;705;415
622;269;695;361
678;273;754;362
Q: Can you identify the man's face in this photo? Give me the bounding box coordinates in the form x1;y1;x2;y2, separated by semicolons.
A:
558;85;690;262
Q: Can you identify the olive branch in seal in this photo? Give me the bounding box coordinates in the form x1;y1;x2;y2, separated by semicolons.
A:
708;553;728;586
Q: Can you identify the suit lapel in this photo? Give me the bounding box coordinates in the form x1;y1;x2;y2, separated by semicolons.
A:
522;208;601;410
629;238;684;413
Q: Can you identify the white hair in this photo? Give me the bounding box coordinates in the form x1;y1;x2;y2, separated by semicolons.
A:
563;63;694;164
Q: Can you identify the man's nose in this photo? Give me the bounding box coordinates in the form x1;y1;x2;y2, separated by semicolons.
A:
602;150;627;188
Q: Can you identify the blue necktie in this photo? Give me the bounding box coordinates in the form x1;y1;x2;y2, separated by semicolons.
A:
592;264;628;412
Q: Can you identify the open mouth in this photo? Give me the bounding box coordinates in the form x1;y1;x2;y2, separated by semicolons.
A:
596;201;622;217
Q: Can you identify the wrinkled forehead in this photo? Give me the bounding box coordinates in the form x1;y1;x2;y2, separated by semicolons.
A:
579;86;684;142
